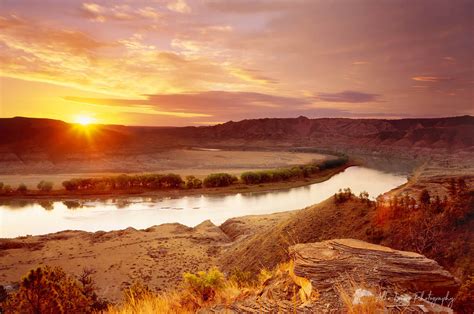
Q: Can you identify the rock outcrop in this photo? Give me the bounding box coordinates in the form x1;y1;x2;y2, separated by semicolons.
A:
209;239;460;313
290;239;460;297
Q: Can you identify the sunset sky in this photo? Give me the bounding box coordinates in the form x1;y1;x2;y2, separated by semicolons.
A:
0;0;473;126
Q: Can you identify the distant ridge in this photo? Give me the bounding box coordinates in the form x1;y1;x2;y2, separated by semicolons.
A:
0;115;473;155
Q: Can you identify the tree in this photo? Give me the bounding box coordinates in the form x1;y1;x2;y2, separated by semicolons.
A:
185;176;202;189
448;178;457;198
17;183;28;194
159;174;184;188
419;189;431;207
203;173;237;188
62;180;78;191
0;285;7;312
241;172;262;185
3;266;108;313
2;185;13;194
37;181;54;192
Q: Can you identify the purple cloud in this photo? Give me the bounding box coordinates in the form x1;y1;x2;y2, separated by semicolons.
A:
314;91;381;103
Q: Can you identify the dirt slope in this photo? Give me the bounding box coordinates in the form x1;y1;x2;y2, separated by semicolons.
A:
220;197;376;273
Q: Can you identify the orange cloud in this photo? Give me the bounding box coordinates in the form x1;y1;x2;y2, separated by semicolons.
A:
80;3;162;22
167;0;191;14
230;68;279;85
0;14;268;97
411;76;453;82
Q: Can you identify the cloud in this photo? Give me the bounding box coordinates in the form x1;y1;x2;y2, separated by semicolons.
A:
167;0;191;14
0;14;266;97
411;76;453;82
80;2;162;22
64;96;212;118
314;91;381;103
207;0;294;13
2;0;473;122
66;91;385;124
0;14;108;53
66;91;309;113
229;68;279;84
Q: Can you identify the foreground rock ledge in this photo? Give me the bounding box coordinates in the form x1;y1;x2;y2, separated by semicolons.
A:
208;239;460;313
290;239;460;297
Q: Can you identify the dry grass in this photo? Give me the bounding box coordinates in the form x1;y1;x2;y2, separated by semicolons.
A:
108;262;319;314
335;278;386;314
107;268;250;314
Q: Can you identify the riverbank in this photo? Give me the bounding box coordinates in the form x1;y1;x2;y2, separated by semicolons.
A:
0;163;355;203
0;197;366;302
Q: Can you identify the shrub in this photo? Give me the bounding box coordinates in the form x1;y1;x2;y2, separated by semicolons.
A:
185;176;203;189
183;267;225;302
62;173;185;191
3;266;108;313
334;188;353;204
17;183;28;194
203;173;237;188
159;173;184;189
0;285;7;312
62;180;78;191
2;185;13;194
455;276;474;312
419;189;431;206
37;180;54;192
241;171;262;185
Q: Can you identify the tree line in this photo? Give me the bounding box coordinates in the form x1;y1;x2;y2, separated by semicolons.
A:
0;155;348;194
240;156;348;185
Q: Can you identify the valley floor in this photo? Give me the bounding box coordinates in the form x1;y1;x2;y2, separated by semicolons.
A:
0;149;472;308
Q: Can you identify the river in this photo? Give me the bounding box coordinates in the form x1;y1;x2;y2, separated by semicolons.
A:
0;166;406;237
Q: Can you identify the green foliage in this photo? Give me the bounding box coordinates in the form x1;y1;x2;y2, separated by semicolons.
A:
37;180;54;192
240;156;348;185
62;173;184;191
2;185;12;194
185;176;203;189
183;267;225;301
334;188;353;204
228;268;256;287
17;183;27;193
203;173;238;188
3;266;108;313
240;171;262;184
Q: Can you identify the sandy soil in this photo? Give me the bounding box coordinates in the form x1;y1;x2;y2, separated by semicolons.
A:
0;149;328;188
1;150;471;305
0;221;233;302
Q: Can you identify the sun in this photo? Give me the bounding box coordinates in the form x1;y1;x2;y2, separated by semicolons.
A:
74;115;96;126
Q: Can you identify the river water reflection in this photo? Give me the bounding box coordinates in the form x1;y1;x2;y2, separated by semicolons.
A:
0;167;406;237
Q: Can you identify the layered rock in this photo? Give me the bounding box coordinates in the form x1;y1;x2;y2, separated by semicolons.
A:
207;239;460;313
290;239;460;297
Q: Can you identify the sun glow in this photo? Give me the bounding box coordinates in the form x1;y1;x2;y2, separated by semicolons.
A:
74;115;96;125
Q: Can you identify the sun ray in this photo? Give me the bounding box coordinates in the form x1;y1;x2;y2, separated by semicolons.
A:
74;115;96;126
